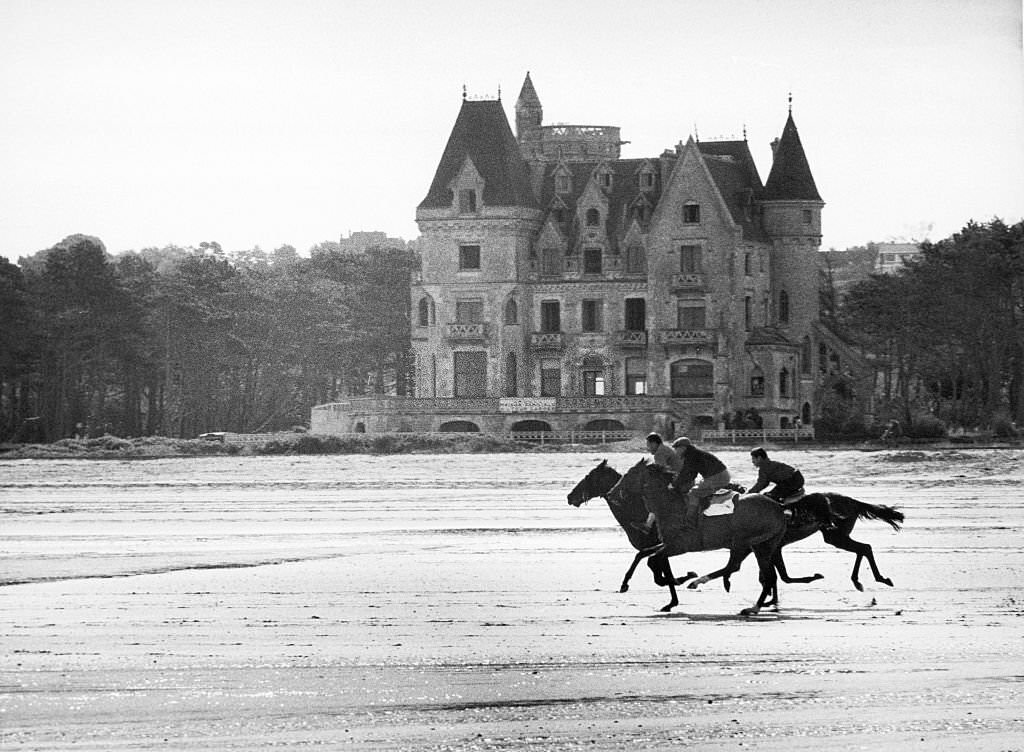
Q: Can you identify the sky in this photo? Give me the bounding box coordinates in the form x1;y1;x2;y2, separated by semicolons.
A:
1;0;1022;262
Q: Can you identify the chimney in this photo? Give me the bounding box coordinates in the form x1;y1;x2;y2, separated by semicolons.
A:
769;137;780;159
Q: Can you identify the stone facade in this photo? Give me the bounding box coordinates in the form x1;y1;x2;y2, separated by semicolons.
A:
313;74;832;438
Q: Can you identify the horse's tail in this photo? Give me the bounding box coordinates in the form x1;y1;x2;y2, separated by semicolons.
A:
828;493;904;531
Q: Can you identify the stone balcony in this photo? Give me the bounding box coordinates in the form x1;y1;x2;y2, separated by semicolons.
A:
671;273;705;290
656;328;716;346
446;323;488;341
530;332;564;350
612;330;648;348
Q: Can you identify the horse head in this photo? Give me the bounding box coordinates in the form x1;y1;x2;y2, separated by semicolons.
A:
605;457;650;503
567;460;621;507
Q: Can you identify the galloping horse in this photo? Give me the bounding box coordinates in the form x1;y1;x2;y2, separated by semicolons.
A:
568;460;904;604
602;459;790;615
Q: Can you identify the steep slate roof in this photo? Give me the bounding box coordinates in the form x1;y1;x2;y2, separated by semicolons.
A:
535;158;662;251
516;72;541;109
762;113;822;202
419;99;538;210
697;140;767;241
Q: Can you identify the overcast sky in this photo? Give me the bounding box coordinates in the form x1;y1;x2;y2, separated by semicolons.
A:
1;0;1022;262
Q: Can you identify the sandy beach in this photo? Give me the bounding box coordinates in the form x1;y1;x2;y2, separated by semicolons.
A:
2;449;1023;750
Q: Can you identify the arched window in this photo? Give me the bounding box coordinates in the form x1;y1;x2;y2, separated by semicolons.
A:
750;366;765;396
417;296;434;327
779;290;790;324
581;355;605;396
670;360;713;398
585;208;600;226
504;298;518;325
779;367;790;398
802;336;812;374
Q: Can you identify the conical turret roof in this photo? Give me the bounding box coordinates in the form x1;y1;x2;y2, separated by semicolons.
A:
762;113;822;201
516;72;541;109
419;99;538;210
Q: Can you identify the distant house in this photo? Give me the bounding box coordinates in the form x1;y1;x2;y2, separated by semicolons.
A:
337;231;410;254
874;242;922;274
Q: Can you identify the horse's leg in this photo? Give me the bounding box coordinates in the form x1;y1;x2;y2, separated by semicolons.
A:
620;551;647;592
823;527;894;590
653;554;679;612
689;548;751;592
773;547;824;584
741;541;781;616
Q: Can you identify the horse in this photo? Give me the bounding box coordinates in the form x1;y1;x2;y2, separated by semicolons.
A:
604;458;789;615
689;491;905;602
568;460;904;605
566;459;699;592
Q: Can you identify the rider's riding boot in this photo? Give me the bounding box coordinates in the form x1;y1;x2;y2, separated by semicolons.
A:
684;495;700;530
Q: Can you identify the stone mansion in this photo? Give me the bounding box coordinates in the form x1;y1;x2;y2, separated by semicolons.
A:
312;74;858;438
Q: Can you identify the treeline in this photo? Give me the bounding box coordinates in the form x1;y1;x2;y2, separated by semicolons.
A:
0;235;417;442
825;219;1024;435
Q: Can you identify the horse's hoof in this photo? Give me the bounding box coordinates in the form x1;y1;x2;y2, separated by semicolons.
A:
853;581;864;592
723;580;731;593
687;581;700;590
812;573;824;581
740;607;759;617
619;584;629;593
660;604;676;613
881;578;894;587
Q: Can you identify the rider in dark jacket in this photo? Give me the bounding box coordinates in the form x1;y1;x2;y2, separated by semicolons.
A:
671;437;732;529
748;447;805;502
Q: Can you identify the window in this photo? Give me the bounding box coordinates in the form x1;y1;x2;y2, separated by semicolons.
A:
750;366;765;396
744;253;751;275
744;296;752;331
459;189;477;213
459;244;480;271
802;209;813;225
582;369;605;395
540;358;561;397
541;247;560;276
626;245;646;274
555;173;570;193
779;368;790;398
624;298;646;331
680;245;702;273
417;297;433;327
670;360;713;398
453;351;487;397
779;290;790;324
505;352;517;397
540;300;561;332
639;170;655;189
599;171;613;189
801;336;812;375
503;298;518;325
625;357;647;395
583;248;602;274
585;208;600;227
455;300;483;324
683;202;700;223
677;302;706;329
581;299;603;332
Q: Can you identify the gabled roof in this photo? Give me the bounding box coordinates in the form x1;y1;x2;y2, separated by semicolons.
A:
419;99;538;210
762;113;822;202
697;140;766;241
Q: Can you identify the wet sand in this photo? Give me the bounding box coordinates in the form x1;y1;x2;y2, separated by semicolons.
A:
2;450;1023;750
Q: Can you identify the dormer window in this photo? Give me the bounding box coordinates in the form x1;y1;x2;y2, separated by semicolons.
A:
639;169;655;190
555;172;571;194
598;169;613;189
683;202;701;224
459;189;477;214
585;208;600;227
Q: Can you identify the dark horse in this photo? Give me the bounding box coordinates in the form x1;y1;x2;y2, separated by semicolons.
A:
597;459;789;615
568;460;904;603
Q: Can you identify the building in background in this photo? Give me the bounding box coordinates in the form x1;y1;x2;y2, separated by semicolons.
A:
313;75;867;438
874;242;922;274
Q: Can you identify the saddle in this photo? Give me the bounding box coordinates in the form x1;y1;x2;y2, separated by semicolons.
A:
701;487;739;517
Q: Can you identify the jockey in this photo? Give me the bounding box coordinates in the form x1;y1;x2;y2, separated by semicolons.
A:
634;433;684;534
670;437;732;530
748;447;805;502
